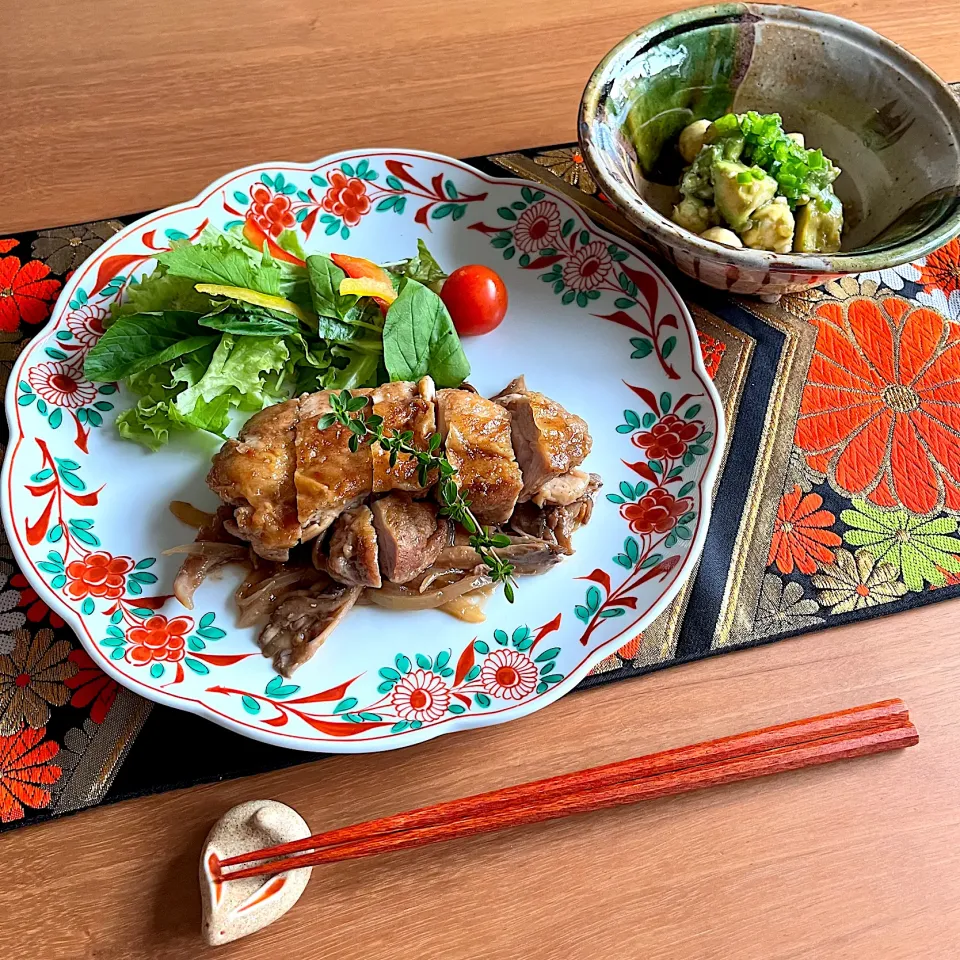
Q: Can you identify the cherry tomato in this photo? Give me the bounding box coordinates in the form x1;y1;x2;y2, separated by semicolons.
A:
441;265;508;336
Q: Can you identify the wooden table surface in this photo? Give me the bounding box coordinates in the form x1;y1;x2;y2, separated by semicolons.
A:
3;1;960;957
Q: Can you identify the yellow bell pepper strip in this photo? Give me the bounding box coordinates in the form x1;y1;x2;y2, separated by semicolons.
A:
242;218;306;267
338;277;397;305
331;253;396;312
194;284;313;324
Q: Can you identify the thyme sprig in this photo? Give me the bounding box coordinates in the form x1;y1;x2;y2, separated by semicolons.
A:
319;389;518;601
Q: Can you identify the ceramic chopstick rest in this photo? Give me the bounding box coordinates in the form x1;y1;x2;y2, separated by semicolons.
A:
200;800;312;945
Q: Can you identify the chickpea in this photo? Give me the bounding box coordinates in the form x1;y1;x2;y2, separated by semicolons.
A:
678;119;712;164
699;226;744;249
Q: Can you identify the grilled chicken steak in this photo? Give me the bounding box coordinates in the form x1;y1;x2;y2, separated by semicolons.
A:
295;389;374;539
326;505;381;588
371;377;437;493
436;388;523;524
198;375;599;674
495;376;592;503
372;493;451;584
206;399;301;561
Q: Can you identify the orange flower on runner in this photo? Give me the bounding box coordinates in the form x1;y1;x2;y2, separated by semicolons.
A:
916;237;960;318
65;649;119;724
125;615;191;665
768;485;841;575
0;254;62;332
0;725;61;823
795;297;960;515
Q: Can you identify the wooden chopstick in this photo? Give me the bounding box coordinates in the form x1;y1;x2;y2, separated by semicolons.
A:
217;700;916;883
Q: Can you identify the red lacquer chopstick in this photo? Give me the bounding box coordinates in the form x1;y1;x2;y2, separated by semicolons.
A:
218;700;917;883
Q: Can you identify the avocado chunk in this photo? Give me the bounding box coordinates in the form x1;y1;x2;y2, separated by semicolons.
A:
703;121;745;162
794;191;843;253
671;197;716;234
712;160;778;233
742;197;796;253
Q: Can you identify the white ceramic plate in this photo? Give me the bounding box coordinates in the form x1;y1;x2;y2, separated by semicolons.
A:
2;150;724;751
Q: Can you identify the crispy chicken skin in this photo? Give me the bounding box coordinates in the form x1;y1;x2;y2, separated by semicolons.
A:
436;388;524;524
495;376;592;501
206;398;301;561
294;389;373;538
371;377;437;493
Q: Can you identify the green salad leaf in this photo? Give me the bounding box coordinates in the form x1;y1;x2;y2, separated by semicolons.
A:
172;335;290;420
198;302;301;337
86;230;472;450
382;278;470;387
158;237;282;295
392;239;448;290
84;312;219;381
108;271;213;325
306;254;353;318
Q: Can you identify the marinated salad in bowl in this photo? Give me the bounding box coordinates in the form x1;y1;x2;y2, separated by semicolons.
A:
669;111;844;254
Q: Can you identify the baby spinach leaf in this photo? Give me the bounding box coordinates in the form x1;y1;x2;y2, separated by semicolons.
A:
306;254;357;319
198;302;301;337
83;312;219;382
382;279;469;387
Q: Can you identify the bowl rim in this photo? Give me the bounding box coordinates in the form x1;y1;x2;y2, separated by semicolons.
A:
578;2;960;275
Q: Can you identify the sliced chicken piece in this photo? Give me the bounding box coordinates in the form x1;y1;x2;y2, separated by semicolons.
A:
327;505;381;588
258;582;363;676
207;398;301;561
436;389;523;524
371;377;437;493
295;389;374;539
531;468;592;507
371;493;451;583
510;473;602;555
495;379;592;502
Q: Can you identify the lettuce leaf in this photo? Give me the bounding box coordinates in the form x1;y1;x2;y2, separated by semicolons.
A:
157;237;282;295
108;268;213;326
392;239;448;291
116;399;181;451
172;335;290;418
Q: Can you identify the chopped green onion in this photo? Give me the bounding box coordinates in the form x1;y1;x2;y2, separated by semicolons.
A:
736;171;752;184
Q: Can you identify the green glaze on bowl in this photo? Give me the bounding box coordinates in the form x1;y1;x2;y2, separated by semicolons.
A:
580;4;960;295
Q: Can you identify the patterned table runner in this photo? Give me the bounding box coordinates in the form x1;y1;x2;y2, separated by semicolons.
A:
2;136;960;830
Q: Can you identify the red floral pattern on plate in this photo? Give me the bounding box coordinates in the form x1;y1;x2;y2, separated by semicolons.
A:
249;185;297;238
322;172;371;228
125;615;191;666
65;552;133;601
28;361;98;410
622;490;692;535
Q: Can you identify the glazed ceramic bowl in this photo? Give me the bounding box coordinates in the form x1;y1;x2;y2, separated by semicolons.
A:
579;4;960;296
